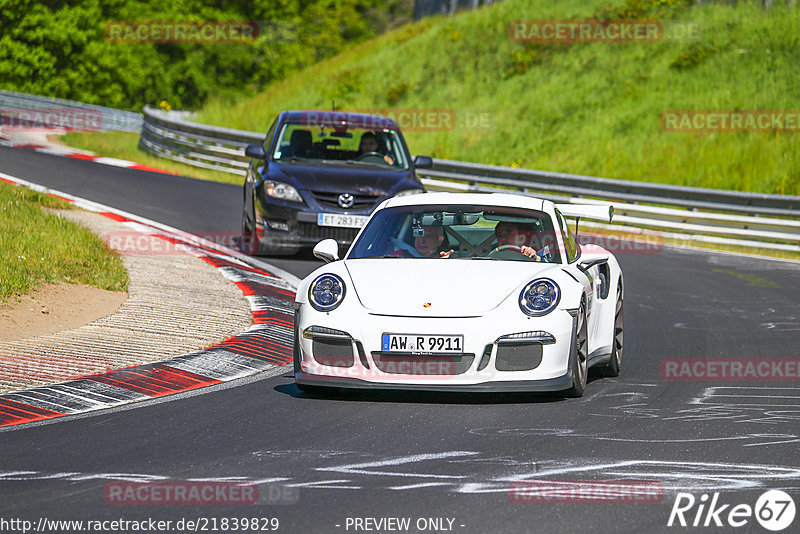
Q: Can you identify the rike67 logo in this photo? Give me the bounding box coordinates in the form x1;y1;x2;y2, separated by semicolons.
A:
668;490;795;531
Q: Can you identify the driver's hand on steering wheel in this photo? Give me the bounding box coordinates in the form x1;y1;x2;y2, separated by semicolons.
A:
383;154;394;165
520;245;541;260
439;249;454;259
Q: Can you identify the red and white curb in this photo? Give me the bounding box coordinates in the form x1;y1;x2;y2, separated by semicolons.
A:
0;136;177;175
0;172;299;428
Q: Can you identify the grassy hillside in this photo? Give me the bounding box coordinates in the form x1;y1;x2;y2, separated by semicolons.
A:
195;0;800;195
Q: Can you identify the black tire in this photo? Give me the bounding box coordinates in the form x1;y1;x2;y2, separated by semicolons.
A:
598;281;623;377
565;301;588;398
241;208;298;257
240;210;262;255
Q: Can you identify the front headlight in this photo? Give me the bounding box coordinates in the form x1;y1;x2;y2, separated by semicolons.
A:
519;279;560;316
309;274;346;312
265;181;303;202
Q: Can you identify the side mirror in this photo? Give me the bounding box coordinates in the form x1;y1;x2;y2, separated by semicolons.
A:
313;239;340;263
413;155;433;169
577;246;608;272
245;143;266;159
578;257;608;270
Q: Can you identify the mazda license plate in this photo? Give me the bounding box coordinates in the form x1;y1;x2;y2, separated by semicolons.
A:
317;213;367;228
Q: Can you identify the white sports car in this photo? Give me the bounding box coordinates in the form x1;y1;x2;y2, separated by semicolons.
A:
293;192;623;396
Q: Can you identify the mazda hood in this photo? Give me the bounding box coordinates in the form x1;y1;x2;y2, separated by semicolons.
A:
273;163;412;195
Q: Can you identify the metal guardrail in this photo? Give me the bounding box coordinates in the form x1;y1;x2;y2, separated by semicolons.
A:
138;107;800;253
422;159;799;218
139;106;260;175
0;90;143;133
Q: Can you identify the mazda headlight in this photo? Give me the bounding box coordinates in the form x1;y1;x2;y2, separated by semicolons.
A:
265;181;303;202
309;274;346;312
519;279;560;316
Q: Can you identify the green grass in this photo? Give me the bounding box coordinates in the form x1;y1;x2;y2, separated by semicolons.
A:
60;132;244;186
0;181;129;301
193;0;800;196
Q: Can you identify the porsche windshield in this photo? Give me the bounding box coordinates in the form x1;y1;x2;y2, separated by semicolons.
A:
348;205;562;262
272;122;409;169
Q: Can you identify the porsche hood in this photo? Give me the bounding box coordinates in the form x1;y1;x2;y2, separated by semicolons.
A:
343;259;559;317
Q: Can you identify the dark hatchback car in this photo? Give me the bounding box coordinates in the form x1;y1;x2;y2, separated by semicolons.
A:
241;110;431;255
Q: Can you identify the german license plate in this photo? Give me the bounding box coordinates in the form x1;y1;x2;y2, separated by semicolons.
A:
381;333;464;354
317;213;367;228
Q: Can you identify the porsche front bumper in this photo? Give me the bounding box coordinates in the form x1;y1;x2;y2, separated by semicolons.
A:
294;306;578;392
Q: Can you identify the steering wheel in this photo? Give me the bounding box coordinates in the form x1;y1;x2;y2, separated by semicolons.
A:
487;244;528;260
356;151;385;161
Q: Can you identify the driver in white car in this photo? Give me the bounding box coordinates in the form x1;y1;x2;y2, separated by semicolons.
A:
493;221;541;260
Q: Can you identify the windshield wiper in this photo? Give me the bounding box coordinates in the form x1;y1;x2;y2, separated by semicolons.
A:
469;256;499;260
345;159;388;167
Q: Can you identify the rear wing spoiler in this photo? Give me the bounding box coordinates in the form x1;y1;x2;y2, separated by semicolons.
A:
555;203;614;223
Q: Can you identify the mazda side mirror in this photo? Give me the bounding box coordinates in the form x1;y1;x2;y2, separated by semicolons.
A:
245;143;266;159
413;155;433;169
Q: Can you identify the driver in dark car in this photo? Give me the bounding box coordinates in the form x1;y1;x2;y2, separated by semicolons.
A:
358;131;394;165
493;221;540;260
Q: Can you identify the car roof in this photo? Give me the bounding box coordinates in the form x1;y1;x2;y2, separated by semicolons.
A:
382;192;547;211
283;110;400;131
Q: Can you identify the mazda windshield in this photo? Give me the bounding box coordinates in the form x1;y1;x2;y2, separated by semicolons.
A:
273;122;409;169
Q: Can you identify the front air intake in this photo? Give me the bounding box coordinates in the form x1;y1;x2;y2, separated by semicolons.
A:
495;342;543;372
371;353;475;375
312;338;354;368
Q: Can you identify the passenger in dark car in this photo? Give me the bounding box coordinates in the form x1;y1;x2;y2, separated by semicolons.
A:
288;129;312;158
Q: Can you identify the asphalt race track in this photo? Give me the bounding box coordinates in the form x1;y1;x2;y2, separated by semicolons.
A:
1;145;799;533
